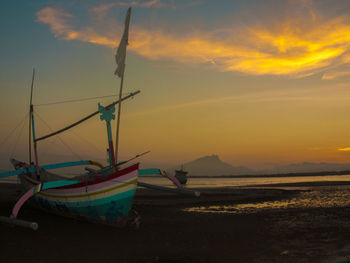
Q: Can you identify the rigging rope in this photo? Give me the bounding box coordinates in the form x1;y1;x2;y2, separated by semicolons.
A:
35;90;140;142
0;113;28;151
70;129;106;157
10;115;27;157
35;112;83;161
34;94;127;107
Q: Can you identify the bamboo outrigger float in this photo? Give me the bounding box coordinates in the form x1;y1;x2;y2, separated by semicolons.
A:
0;7;199;230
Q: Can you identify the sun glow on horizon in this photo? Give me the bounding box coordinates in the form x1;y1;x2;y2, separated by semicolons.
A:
338;147;350;152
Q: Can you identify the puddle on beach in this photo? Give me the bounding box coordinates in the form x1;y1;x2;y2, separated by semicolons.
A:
184;190;350;214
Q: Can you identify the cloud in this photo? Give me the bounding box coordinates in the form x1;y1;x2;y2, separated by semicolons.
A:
90;0;166;12
322;62;350;79
36;7;117;46
36;3;350;78
124;85;350;118
36;7;73;38
110;0;200;9
338;147;350;151
322;70;350;80
117;0;165;8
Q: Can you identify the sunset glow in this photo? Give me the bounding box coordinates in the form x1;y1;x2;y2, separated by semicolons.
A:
36;4;350;77
338;148;350;152
2;0;350;170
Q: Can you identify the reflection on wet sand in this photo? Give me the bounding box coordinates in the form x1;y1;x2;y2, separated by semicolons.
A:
184;189;350;214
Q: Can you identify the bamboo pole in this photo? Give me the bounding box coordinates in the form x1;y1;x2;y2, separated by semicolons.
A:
114;7;131;168
29;68;35;166
0;216;38;230
27;68;40;178
31;110;40;177
35;91;140;142
115;72;125;166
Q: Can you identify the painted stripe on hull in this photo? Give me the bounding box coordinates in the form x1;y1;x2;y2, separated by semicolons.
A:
34;188;136;208
40;178;137;199
32;192;136;223
16;162;140;224
58;163;139;189
38;179;137;203
21;167;138;196
45;170;138;195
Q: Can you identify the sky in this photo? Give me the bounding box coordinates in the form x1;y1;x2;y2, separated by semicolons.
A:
2;0;350;170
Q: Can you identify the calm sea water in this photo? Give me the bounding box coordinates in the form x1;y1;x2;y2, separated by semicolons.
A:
3;173;350;215
139;175;350;188
2;174;350;187
184;189;350;214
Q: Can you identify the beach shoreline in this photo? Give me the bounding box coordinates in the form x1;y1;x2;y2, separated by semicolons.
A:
1;182;350;263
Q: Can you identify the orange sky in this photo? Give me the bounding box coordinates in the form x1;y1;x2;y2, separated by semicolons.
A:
2;0;350;169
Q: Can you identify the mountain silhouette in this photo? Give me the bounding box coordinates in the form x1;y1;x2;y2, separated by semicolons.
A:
274;162;350;173
179;155;252;176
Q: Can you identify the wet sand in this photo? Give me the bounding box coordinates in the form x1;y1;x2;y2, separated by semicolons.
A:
1;182;350;263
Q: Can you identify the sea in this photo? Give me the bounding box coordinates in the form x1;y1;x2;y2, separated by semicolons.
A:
140;174;350;188
2;173;350;215
2;174;350;188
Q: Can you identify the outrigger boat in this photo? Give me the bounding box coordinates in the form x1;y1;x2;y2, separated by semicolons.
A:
0;7;199;230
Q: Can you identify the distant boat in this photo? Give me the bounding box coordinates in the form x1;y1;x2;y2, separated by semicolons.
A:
175;167;188;185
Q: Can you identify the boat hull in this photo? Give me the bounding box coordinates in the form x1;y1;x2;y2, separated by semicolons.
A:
175;170;188;185
17;162;139;226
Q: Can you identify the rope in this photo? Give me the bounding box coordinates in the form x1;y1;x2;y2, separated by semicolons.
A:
70;129;106;157
34;94;124;107
0;113;28;151
35;112;83;161
10;115;27;157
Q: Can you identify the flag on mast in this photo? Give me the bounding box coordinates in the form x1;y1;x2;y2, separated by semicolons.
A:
115;7;131;77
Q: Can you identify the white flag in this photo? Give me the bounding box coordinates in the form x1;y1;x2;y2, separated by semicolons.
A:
115;7;131;77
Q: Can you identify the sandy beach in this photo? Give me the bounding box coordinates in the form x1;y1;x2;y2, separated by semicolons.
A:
1;182;350;263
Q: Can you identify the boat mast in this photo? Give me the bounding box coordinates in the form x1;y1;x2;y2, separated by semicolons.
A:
114;7;131;167
32;108;40;178
28;68;40;178
29;68;35;166
115;71;124;167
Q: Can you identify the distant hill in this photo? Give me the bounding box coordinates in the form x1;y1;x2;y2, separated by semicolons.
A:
177;155;252;176
3;150;350;177
273;162;350;174
166;156;350;177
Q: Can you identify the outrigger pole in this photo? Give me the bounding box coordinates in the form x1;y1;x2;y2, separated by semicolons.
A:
114;7;131;167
